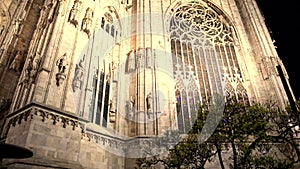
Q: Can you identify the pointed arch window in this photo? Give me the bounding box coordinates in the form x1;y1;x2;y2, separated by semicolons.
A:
169;2;249;133
101;12;120;38
88;65;112;127
77;9;121;128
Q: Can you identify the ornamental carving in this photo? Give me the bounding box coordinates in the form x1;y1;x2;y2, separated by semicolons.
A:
170;2;234;44
3;105;83;138
81;7;93;37
68;0;82;27
261;57;278;77
82;131;126;153
56;53;69;86
23;52;41;84
38;0;59;29
72;58;85;91
9;50;24;72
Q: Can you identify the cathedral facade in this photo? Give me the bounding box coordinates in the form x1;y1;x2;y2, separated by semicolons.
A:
0;0;295;168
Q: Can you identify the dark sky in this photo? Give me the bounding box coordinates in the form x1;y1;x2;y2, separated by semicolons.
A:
256;1;300;100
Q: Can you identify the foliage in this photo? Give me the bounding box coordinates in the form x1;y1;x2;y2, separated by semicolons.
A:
135;98;300;169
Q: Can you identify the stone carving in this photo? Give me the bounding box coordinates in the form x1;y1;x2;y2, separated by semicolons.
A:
82;131;126;153
56;53;68;74
81;7;93;37
23;53;41;84
170;1;234;43
261;57;278;79
109;99;116;113
146;92;152;110
13;18;23;36
146;92;152;119
56;53;68;86
9;50;23;71
104;12;113;23
39;0;59;29
72;58;84;91
109;99;116;122
58;0;66;16
7;106;81;131
0;8;6;35
68;0;81;27
126;96;135;119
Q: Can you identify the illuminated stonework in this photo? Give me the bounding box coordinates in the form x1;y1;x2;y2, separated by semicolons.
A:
169;2;248;133
0;0;294;168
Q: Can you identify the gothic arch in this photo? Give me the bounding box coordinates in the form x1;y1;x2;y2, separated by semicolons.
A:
101;6;122;35
166;0;249;133
72;5;122;128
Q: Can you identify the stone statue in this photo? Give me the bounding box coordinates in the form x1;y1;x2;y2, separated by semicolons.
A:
9;50;23;71
56;53;68;74
146;92;152;119
72;58;84;91
146;92;152;110
68;0;81;27
126;96;135;119
39;0;59;29
31;53;41;82
22;52;41;83
55;53;68;86
23;55;33;82
81;7;93;37
13;19;23;35
109;99;116;113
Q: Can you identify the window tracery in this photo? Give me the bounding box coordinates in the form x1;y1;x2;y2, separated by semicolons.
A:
76;8;121;128
170;1;249;133
100;10;120;39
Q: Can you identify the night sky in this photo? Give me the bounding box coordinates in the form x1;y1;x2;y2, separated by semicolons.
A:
256;1;300;100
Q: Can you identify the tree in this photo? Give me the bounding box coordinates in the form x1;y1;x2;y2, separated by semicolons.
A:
135;131;216;169
135;98;300;169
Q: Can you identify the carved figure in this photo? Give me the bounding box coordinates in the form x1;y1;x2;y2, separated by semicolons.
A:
22;53;41;84
109;99;116;113
146;92;152;110
56;53;68;74
72;59;84;91
39;0;59;29
9;50;23;71
13;19;22;35
81;8;93;37
126;96;135;119
146;92;152;119
68;0;81;27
